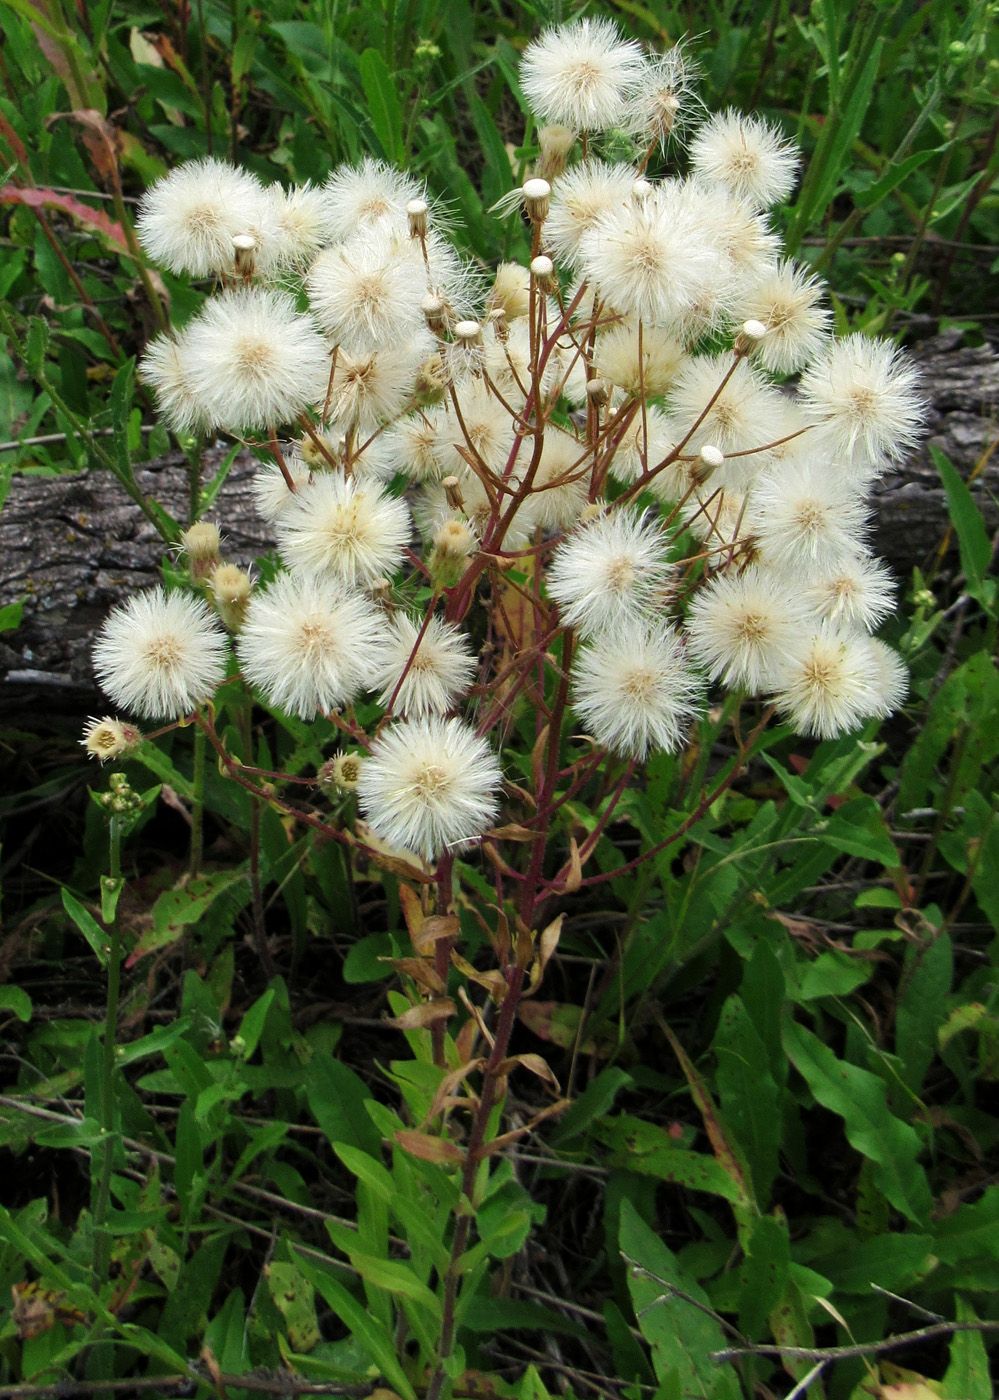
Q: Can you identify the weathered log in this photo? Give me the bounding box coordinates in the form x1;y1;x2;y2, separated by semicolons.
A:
0;335;996;703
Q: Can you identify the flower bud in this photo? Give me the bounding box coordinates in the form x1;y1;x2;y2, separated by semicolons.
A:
180;521;222;581
429;518;476;588
210;562;253;631
536;125;577;181
414;352;448;405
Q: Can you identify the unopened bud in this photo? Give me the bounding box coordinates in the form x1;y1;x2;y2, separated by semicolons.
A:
535;125;577;181
586;378;611;409
429;518;476;588
489;307;510;342
742;319;767;341
414;352;448;404
491;263;531;321
407;198;429;239
301;432;340;469
522;177;551;224
180;521;222;580
434;518;475;558
632;178;653;202
210;563;253;632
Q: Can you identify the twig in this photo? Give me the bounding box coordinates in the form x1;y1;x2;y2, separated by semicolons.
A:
0;1372;369;1398
712;1318;999;1363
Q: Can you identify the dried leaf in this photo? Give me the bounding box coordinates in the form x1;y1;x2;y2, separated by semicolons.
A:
563;837;583;893
380;957;447;997
11;1282;85;1340
398;882;427;942
394;1129;466;1164
387;998;456;1031
526;912;564;994
426;1059;487;1122
486;823;542;842
497;1052;561;1092
474;1099;570;1157
412;914;460;955
451;950;508;1001
47;108;120;185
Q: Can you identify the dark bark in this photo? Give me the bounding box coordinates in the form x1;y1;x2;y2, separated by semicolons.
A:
0;335;996;703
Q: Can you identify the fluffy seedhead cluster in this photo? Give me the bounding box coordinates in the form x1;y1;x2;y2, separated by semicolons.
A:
92;19;923;866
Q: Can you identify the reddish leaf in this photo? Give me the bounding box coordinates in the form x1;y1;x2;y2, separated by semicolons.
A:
0;186;129;250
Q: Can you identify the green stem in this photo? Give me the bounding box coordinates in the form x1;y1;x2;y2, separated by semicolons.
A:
93;817;123;1289
190;719;206;879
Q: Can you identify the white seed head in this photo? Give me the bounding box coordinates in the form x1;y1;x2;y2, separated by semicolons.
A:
572;620;704;759
373;612;477;717
93;587;229;719
357;716;502;861
547;508;675;636
183;288;330;433
520;18;645;132
689;109;800;209
276;472;411;587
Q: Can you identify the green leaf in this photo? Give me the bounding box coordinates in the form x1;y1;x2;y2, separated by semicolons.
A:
334;1142;395;1201
853;148;940;209
597;1116;751;1207
25;317;49;378
782;1019;931;1223
266;1260;320;1353
115;1018;194;1067
942;1297;992;1400
933;1187;999;1264
236;988;275;1060
347;1252;441;1319
101;874;124;925
713;996;781;1205
0;599;23;632
108;358;137;483
296;1254;417;1400
127;869;249;966
0;984;32;1023
358;49;402;164
737;1214;789;1340
305;1056;383;1157
552;1067;634;1145
932;445;993;606
896;933;952;1093
61;889;108;967
620;1201;739;1400
816;796;898;865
